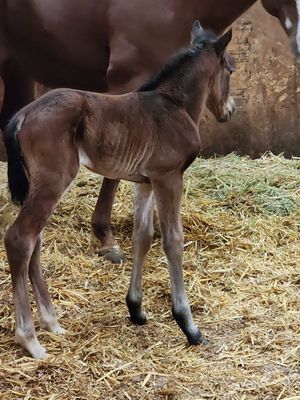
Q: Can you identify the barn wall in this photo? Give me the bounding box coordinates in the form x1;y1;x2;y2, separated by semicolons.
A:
200;2;300;157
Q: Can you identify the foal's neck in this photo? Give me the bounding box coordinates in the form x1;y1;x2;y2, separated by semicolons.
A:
159;51;212;125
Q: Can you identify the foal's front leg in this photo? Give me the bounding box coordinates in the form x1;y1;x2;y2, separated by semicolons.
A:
152;173;207;345
92;178;126;264
126;183;154;324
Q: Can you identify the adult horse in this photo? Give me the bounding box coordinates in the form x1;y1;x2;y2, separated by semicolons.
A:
0;0;299;262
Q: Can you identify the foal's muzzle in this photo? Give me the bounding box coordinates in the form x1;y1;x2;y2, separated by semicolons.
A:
218;96;236;123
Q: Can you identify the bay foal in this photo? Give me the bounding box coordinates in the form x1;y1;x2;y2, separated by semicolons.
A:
4;23;235;359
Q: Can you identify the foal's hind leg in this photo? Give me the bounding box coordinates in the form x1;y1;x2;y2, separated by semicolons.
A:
92;178;126;264
152;173;207;345
5;170;78;358
4;225;46;359
126;183;154;325
29;234;65;335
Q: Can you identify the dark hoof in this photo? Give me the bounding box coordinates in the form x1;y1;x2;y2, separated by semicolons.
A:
126;296;147;325
187;330;208;346
130;313;147;326
99;245;126;264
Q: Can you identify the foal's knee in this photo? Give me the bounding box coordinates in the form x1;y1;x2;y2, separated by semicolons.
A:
132;226;153;258
133;224;154;244
161;231;184;256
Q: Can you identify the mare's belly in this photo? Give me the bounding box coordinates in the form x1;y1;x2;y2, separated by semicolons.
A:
6;0;110;90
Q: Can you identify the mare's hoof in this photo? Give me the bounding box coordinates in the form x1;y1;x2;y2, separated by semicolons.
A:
99;245;126;264
187;330;208;346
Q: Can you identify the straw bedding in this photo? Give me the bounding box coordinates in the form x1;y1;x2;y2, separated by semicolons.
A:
0;153;299;399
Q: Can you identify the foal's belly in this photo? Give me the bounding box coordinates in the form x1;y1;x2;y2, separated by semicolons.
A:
88;159;150;184
78;142;151;184
84;163;150;185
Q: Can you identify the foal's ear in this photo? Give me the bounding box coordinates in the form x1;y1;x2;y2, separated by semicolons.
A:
191;20;203;43
215;29;233;56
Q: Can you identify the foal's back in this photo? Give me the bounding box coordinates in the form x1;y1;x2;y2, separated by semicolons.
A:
17;88;199;182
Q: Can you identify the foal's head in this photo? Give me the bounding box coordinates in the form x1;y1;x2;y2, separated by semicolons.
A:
191;21;236;123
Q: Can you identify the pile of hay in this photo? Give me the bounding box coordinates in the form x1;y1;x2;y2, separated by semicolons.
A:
0;154;299;399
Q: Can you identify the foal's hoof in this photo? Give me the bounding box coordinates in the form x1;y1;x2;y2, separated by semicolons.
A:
187;330;208;346
15;333;48;360
130;312;147;326
98;245;126;264
126;297;147;325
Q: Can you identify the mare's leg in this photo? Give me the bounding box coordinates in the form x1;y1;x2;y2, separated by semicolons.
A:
126;183;154;325
0;131;5;161
0;76;5;161
0;60;34;161
152;173;207;345
92;178;126;264
0;60;34;129
28;234;65;335
92;34;147;264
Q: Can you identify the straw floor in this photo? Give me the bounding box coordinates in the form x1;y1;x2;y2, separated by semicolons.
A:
0;154;299;399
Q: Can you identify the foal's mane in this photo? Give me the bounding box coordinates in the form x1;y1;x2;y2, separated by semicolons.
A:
138;30;218;92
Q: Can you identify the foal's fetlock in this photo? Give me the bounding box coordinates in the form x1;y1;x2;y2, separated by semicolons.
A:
126;295;147;325
40;316;65;335
172;307;208;346
15;328;48;359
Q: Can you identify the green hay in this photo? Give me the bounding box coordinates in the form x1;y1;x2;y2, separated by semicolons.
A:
187;153;300;216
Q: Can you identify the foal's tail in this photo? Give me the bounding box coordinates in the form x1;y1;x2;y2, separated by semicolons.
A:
3;115;29;205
